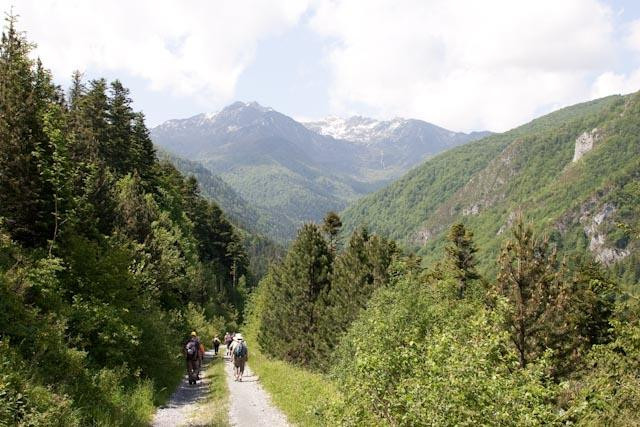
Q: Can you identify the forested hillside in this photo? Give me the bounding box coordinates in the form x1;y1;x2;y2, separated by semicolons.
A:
0;18;248;425
246;92;640;426
341;94;640;285
158;150;291;244
248;210;640;425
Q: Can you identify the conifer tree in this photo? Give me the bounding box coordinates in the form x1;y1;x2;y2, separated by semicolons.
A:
259;223;333;368
0;13;56;246
322;211;342;252
326;228;396;340
113;172;156;243
67;71;100;164
445;223;479;298
495;219;564;368
84;78;110;161
40;103;72;255
131;112;156;183
106;80;134;174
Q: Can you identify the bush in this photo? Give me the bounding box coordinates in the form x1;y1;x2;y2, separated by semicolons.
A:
0;340;80;427
561;299;640;425
329;266;559;426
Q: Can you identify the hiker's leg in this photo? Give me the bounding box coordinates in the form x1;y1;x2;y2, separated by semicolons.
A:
187;360;194;382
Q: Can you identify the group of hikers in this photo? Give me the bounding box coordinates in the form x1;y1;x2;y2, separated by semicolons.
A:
184;331;248;385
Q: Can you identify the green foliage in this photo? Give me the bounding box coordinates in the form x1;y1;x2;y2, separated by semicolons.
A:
258;224;333;369
495;221;619;376
341;93;639;285
444;223;480;298
253;220;397;372
322;211;342;252
253;212;635;425
0;16;249;425
560;298;640;425
159;151;291;243
243;299;338;427
329;265;559;426
324;228;397;340
494;218;565;368
0;341;80;427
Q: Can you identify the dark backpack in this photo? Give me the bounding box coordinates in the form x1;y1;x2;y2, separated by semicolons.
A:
186;339;199;360
233;342;247;358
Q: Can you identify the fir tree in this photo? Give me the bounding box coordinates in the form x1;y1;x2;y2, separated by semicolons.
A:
0;13;56;246
445;223;479;298
106;80;134;174
322;211;342;252
259;223;333;368
131;112;156;183
324;228;396;348
495;218;564;368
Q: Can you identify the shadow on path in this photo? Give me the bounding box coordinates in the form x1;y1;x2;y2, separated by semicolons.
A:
153;350;217;427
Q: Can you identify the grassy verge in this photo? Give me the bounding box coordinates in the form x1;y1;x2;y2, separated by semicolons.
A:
188;355;230;427
153;363;184;406
245;333;339;426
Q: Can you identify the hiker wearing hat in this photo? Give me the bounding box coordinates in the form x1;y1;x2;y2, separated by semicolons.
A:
184;331;202;385
231;333;248;381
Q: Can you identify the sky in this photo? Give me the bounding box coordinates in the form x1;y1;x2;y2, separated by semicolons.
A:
3;0;640;132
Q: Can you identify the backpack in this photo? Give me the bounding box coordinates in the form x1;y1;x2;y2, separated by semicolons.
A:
186;339;199;360
233;341;247;358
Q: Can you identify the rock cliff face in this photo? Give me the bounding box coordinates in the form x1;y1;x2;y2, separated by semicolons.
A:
572;128;599;162
581;202;630;265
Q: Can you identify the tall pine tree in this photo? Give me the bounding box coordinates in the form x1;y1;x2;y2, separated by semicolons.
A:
444;223;479;298
495;219;564;368
258;223;333;369
325;228;396;346
0;13;57;246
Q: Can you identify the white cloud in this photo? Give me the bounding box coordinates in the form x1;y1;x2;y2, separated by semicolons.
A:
2;0;309;104
310;0;618;131
625;18;640;52
3;0;639;130
591;70;640;98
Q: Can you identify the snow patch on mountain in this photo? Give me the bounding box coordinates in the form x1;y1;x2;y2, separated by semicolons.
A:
303;116;409;144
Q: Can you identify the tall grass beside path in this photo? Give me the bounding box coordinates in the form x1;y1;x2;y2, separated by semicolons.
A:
243;328;339;426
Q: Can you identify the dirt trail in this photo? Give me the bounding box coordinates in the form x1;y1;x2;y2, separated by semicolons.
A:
224;346;290;427
152;350;214;427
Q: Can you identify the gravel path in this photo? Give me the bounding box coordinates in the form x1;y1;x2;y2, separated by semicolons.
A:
152;350;214;427
224;347;290;427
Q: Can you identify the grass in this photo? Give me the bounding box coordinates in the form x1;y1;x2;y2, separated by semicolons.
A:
243;331;339;426
188;354;230;427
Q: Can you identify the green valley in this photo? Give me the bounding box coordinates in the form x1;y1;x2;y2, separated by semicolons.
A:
341;94;639;285
150;103;486;242
3;5;640;427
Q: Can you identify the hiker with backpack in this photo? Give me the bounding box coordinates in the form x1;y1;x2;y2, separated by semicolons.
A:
231;333;248;381
184;331;201;385
212;336;221;355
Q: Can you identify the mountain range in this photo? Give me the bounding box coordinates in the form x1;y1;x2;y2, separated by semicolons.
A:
340;94;640;285
151;102;486;241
